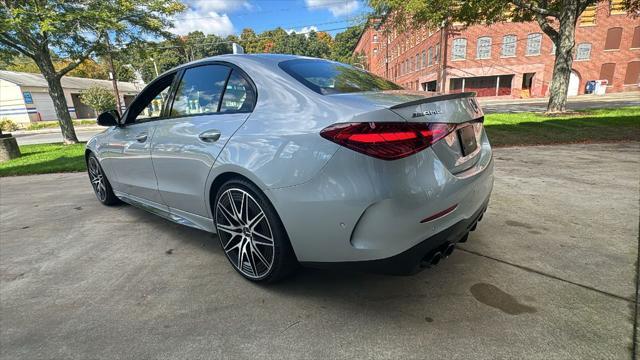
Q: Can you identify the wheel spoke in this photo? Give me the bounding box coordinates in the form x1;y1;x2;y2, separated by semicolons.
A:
252;231;274;245
248;211;265;231
227;191;242;223
217;223;243;237
218;202;240;226
224;234;243;252
251;244;270;268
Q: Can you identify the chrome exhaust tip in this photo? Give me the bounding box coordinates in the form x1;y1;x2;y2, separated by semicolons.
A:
443;243;455;257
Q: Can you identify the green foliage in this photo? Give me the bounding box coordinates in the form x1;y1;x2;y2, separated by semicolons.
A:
0;143;86;177
80;86;117;113
331;25;364;64
0;118;19;132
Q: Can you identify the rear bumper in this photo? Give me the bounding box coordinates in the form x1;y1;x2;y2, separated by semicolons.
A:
300;195;489;275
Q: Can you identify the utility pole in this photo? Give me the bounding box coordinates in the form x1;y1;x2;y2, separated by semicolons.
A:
438;21;449;94
105;32;122;115
149;57;159;77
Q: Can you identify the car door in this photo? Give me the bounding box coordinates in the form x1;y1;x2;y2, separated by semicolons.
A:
151;63;256;218
107;72;176;206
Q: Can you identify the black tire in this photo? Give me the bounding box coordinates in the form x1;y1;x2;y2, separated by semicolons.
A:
214;179;297;283
87;153;121;206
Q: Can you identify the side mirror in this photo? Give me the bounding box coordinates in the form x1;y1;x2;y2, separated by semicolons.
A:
97;110;120;127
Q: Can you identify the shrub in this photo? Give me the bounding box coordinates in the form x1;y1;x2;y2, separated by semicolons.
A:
0;119;19;132
80;86;116;113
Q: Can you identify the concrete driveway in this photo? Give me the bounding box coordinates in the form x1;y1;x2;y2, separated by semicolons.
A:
1;143;638;359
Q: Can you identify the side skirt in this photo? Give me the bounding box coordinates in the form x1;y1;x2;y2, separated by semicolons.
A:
114;191;215;233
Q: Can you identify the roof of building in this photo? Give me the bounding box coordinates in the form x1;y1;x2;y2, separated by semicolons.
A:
0;70;142;92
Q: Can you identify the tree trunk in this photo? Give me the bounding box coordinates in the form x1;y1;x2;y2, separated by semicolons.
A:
33;50;79;144
546;9;578;113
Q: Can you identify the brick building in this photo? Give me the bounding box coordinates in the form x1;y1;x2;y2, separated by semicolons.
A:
353;1;640;98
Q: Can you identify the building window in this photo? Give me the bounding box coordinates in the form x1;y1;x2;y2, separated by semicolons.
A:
580;5;597;26
373;48;378;56
452;38;467;60
551;42;556;55
435;43;440;63
624;61;640;85
610;0;626;14
416;54;420;69
427;47;433;66
373;34;378;43
631;26;640;48
604;27;623;50
501;35;517;57
599;63;616;84
526;33;542;55
422;50;426;68
576;43;591;60
476;37;492;59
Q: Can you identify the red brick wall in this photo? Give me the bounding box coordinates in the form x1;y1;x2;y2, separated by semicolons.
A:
354;2;640;97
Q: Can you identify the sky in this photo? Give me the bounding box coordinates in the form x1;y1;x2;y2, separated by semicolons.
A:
169;0;370;37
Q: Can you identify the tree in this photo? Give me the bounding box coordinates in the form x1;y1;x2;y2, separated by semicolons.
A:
331;25;364;64
368;0;635;113
0;0;184;143
80;86;116;114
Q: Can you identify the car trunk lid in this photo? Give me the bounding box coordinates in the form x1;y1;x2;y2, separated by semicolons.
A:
329;91;485;174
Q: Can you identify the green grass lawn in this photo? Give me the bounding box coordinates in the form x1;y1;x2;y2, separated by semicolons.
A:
0;107;638;176
0;143;86;177
484;106;640;147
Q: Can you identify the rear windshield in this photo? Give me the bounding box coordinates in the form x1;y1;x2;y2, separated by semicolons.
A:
279;59;402;95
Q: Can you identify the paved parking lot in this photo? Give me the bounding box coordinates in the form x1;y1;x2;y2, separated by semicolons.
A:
1;142;638;359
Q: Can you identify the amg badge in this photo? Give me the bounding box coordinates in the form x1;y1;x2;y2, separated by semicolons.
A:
412;108;444;118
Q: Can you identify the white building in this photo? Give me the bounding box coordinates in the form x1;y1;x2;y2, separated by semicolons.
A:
0;70;142;124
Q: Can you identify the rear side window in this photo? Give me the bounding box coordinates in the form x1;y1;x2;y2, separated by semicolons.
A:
220;70;255;113
279;59;402;95
171;65;230;116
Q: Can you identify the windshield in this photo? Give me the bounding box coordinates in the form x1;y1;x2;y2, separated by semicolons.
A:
279;59;402;95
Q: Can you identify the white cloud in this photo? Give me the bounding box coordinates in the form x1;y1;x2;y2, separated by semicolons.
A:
189;0;253;12
286;26;319;35
306;0;359;16
170;10;235;36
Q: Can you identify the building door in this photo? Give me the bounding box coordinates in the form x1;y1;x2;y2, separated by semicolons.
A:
30;92;56;121
567;71;580;96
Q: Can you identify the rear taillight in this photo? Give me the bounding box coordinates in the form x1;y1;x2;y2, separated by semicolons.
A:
320;122;454;160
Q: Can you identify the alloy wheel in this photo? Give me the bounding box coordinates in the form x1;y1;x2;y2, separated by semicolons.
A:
88;157;107;202
215;188;275;279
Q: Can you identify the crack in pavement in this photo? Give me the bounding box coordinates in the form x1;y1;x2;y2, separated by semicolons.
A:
632;205;640;360
457;247;633;303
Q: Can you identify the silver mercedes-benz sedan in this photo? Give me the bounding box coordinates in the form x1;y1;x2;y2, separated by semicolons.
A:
86;54;493;282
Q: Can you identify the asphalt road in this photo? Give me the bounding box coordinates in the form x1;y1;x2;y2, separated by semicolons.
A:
1;142;638;359
13;94;639;145
480;95;639;113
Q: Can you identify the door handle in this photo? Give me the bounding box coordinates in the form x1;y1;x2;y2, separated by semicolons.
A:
198;129;221;142
135;133;148;142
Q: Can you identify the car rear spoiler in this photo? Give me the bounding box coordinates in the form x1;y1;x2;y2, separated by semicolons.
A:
389;92;483;124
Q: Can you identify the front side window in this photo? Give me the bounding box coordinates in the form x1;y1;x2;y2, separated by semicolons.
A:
220;70;255;113
427;47;433;66
477;37;492;59
452;38;467;60
527;33;542;55
127;73;175;123
279;59;401;95
576;43;592;60
171;65;230;117
502;35;517;57
422;50;426;68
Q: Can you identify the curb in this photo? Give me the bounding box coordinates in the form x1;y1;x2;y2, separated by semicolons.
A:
11;126;104;136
